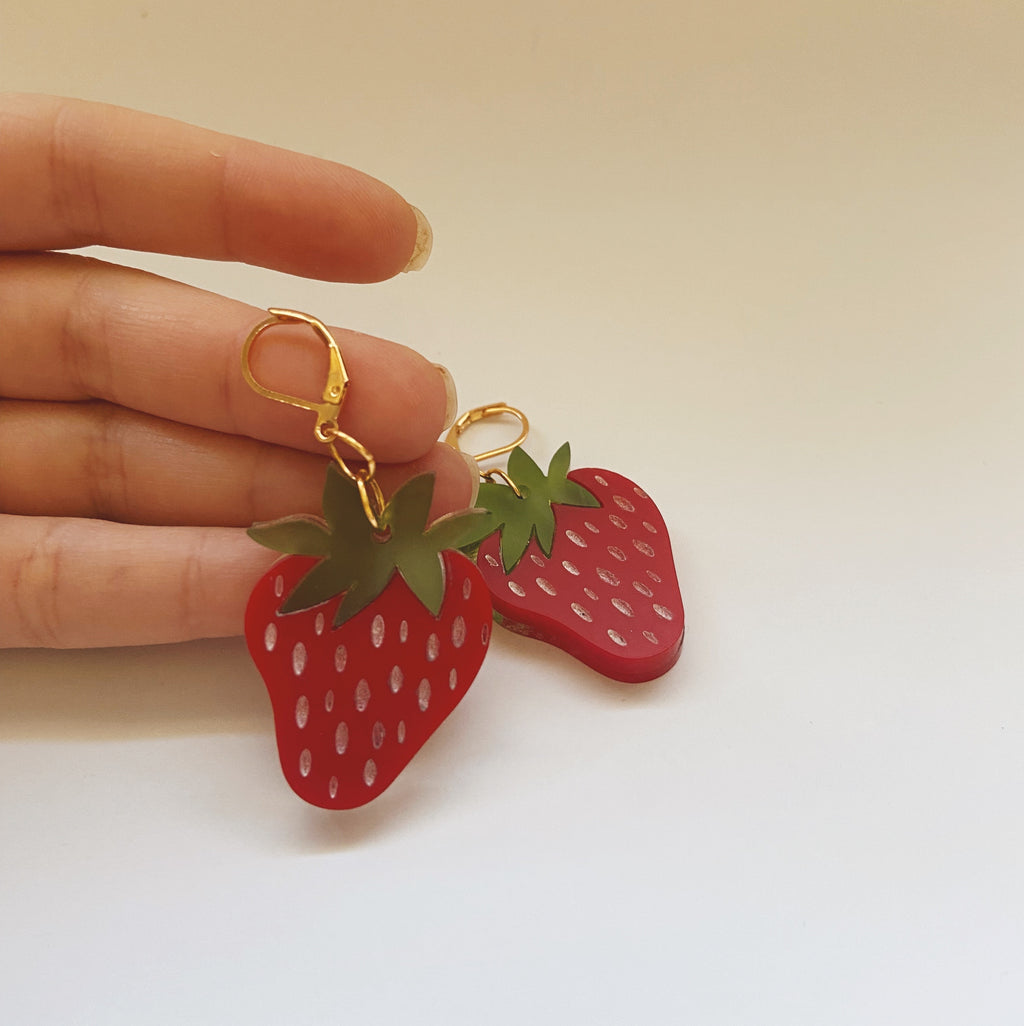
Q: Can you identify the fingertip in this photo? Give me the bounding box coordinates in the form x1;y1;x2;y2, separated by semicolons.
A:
461;452;481;508
228;148;422;283
401;206;433;273
340;340;453;461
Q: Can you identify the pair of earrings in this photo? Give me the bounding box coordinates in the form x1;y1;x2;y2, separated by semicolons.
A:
242;311;684;809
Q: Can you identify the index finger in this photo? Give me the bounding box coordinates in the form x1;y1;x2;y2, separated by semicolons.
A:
0;93;430;282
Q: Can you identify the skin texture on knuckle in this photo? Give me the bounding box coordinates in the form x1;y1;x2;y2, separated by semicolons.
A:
0;517;271;649
1;517;70;647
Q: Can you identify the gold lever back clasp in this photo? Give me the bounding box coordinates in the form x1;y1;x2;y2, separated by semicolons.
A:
241;308;349;442
242;309;385;530
445;402;530;497
445;402;530;463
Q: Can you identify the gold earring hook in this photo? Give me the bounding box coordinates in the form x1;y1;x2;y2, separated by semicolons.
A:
445;402;530;498
242;309;386;531
241;309;349;442
445;403;530;463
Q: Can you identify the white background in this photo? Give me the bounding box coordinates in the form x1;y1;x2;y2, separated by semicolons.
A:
2;2;1023;1023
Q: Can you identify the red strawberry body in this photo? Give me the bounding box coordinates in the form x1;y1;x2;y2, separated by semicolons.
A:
247;549;491;809
474;466;683;683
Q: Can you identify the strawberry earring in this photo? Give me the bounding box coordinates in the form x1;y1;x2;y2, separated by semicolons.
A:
241;310;494;809
447;404;685;683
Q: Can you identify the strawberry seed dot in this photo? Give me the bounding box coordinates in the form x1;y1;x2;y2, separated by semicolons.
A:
314;612;325;636
608;546;627;562
295;695;309;728
273;574;284;598
584;587;598;601
299;749;312;777
653;604;674;621
584;521;600;534
597;568;620;587
451;615;466;648
398;720;407;743
508;581;527;597
371;614;385;648
334;645;348;672
363;759;377;787
633;581;654;598
643;521;658;534
485;554;500;568
594;474;609;487
462;577;473;599
355;679;371;712
646;570;662;584
372;720;385;749
634;540;656;557
426;633;440;662
608;515;628;530
400;619;409;642
613;495;636;513
335;722;349;754
325;689;335;712
634;486;650;500
612;598;635;617
566;530;588;548
291;642;307;676
571;602;593;623
329;776;339;799
530;554;546;567
449;668;458;690
607;629;628;647
562;560;580;576
418;679;431;711
537;577;557;596
643;630;659;645
389;666;404;693
481;622;491;645
264;623;277;652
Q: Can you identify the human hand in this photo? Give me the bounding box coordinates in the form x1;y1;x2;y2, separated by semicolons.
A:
0;94;476;649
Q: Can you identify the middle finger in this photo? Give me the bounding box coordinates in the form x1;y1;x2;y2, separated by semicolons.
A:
0;400;476;526
0;252;452;462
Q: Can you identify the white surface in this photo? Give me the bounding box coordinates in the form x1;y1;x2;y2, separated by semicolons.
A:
2;2;1024;1023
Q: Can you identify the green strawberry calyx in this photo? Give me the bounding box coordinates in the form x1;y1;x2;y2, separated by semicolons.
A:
248;466;494;626
473;442;600;572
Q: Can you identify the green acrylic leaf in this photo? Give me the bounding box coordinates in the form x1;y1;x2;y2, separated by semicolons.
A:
322;463;373;535
476;481;523;524
506;445;546;494
426;507;497;553
259;468;499;624
547;442;572;482
550;478;600;508
281;559;352;614
548;442;599;507
322;472;376;556
499;514;536;572
386;473;434;537
397;552;445;617
468;441;601;570
534;509;556;556
333;556;396;626
247;515;332;556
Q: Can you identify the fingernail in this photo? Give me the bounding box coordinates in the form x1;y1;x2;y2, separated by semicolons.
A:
434;363;458;432
462;452;481;507
402;205;433;272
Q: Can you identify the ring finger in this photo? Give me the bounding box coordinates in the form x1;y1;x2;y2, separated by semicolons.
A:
0;400;477;527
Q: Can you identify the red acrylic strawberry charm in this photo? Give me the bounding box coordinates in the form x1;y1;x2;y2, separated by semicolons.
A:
239;309;494;809
450;410;684;683
246;468;494;809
